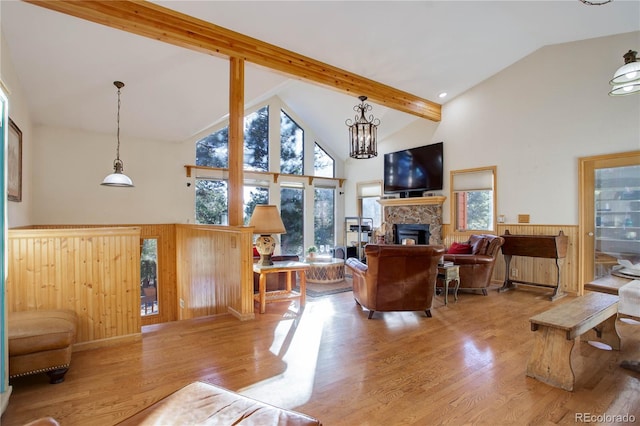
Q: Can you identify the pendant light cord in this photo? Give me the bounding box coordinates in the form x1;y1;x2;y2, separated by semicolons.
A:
113;81;125;165
116;84;122;162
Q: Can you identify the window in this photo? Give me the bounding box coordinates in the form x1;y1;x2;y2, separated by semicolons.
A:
280;110;304;175
451;166;496;232
243;184;269;225
141;238;158;316
280;185;304;256
195;106;269;171
195;179;228;225
358;181;383;229
196;127;228;168
244;106;269;172
314;143;334;178
314;187;335;250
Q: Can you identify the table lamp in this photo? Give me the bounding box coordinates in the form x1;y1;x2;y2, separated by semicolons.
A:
249;205;287;266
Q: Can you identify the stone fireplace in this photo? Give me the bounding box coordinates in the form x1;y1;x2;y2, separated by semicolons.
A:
378;196;445;246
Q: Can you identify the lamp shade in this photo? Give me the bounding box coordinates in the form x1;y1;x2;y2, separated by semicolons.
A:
609;81;640;96
101;171;134;187
248;205;286;234
610;61;640;85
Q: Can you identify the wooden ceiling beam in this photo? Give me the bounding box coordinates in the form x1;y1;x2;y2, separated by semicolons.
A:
25;0;441;122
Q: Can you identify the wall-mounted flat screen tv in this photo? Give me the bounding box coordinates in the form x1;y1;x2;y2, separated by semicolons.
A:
383;142;443;196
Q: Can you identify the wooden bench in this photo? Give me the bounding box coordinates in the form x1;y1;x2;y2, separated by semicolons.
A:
526;292;619;391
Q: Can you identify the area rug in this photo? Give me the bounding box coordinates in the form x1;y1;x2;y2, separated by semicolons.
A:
294;276;353;298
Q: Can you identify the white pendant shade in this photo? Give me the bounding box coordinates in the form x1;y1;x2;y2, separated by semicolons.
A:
610;61;640;85
101;172;134;187
609;81;640;96
608;50;640;96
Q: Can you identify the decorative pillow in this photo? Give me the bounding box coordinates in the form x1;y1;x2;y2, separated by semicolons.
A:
447;242;472;254
469;235;489;255
253;246;260;257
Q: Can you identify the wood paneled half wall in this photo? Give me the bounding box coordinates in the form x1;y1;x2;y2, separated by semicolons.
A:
175;225;255;321
6;227;142;349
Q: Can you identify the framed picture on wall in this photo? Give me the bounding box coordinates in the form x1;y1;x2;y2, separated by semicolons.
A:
8;117;22;202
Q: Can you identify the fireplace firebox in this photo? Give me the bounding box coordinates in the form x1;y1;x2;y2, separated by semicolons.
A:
393;224;430;245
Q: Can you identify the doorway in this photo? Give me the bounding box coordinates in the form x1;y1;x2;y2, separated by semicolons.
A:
140;238;159;320
579;151;640;287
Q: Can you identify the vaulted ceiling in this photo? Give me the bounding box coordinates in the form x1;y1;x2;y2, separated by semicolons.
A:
2;1;638;160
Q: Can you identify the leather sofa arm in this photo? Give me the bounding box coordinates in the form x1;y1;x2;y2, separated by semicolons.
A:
443;254;494;265
346;257;367;273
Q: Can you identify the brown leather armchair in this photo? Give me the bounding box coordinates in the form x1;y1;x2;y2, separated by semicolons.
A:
345;244;445;319
442;234;504;295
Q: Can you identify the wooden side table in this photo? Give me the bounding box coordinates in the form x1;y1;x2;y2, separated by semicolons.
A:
253;261;310;314
438;265;460;305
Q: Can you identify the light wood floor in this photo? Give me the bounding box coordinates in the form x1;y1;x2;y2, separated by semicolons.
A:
3;285;640;425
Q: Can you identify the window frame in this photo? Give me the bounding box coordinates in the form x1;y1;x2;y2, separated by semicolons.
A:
357;180;383;230
450;166;497;233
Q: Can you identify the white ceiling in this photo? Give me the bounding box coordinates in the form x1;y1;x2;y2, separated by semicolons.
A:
1;1;639;160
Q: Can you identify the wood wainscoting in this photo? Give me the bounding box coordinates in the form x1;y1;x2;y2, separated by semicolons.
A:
175;224;255;321
6;227;142;348
28;224;178;327
9;223;256;348
443;224;580;295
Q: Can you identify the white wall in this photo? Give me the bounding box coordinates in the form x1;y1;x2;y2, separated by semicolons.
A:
32;126;194;224
345;31;640;226
1;34;33;228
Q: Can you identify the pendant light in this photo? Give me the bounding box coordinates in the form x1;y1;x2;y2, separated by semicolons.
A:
609;50;640;96
101;81;134;187
346;95;380;159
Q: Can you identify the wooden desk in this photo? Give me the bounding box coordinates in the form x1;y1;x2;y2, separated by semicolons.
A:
499;230;568;301
253;261;310;314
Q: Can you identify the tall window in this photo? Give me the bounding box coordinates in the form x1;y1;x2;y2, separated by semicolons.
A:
196;127;228;168
280;110;304;175
195;179;228;224
195;107;269;222
358;181;383;229
451;166;496;232
314;143;334;178
243;184;269;225
314;187;335;250
244;106;269;172
281;185;304;256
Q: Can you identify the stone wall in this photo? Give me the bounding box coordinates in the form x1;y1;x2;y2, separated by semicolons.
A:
383;204;443;246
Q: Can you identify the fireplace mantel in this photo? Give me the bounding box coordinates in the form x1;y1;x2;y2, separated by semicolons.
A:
378;196;446;207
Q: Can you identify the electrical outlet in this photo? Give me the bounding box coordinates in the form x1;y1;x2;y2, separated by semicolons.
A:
180;298;185;308
511;268;518;278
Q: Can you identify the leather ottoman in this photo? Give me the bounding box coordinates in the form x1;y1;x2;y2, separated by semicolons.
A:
118;381;322;425
8;309;78;384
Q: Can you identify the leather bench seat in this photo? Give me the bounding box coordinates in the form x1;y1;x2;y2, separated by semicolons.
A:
8;309;78;384
118;381;322;425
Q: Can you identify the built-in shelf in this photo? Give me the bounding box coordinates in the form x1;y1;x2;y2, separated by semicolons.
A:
378;196;446;207
185;165;346;187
